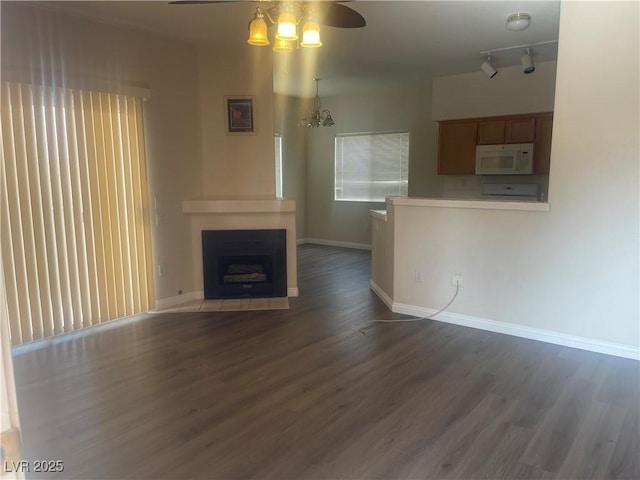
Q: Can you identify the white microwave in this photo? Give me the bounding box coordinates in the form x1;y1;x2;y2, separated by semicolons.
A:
475;143;534;175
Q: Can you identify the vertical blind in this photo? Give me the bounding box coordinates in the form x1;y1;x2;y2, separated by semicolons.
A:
335;131;409;202
1;81;154;346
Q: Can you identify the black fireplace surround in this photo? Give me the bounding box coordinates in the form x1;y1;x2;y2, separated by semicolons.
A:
202;229;287;299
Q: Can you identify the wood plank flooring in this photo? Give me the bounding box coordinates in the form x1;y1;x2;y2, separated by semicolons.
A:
11;245;640;479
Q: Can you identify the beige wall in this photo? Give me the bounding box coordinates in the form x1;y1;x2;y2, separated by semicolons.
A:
382;1;639;350
274;94;307;238
1;3;203;301
304;85;439;246
198;46;275;198
432;61;557;121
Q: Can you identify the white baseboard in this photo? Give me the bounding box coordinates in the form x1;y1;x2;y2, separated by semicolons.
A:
153;291;203;311
299;238;371;251
369;280;393;310
368;287;639;361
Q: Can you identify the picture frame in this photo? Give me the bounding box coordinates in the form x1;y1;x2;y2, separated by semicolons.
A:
224;95;256;135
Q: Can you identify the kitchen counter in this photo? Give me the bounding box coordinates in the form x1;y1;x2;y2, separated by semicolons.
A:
383;196;550;212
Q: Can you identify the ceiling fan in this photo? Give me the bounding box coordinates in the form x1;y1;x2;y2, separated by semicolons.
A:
170;1;366;50
170;1;366;28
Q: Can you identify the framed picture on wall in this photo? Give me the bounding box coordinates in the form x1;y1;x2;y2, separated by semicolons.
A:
224;96;256;135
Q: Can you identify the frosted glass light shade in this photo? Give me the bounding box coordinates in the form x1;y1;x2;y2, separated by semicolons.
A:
276;12;298;40
301;21;322;48
247;17;269;46
273;38;294;52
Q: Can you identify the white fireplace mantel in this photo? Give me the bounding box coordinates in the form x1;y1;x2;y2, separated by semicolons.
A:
183;198;295;215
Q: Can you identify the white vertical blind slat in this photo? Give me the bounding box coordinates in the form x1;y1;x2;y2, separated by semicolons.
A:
1;83;25;345
5;84;35;342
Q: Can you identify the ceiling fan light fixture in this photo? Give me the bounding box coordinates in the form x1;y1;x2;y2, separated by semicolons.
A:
506;12;531;31
300;20;322;48
276;11;298;41
247;8;269;46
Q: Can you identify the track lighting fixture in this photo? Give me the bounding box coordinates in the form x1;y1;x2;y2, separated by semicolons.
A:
479;40;557;77
481;55;498;79
521;48;535;74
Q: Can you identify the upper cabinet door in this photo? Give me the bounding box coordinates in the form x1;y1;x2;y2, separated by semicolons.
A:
478;116;537;144
478;119;506;144
506;117;536;143
438;121;478;174
534;113;553;174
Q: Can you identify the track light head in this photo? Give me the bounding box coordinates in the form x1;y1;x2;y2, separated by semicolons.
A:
481;55;498;79
522;48;535;74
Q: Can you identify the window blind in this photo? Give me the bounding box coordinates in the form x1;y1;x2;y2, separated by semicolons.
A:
335;131;409;202
1;82;154;346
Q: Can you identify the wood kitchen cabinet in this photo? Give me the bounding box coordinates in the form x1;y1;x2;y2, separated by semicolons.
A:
533;112;553;174
438;112;553;175
437;121;477;174
477;115;536;144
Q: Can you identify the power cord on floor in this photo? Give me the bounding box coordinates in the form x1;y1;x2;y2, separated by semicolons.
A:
359;281;461;335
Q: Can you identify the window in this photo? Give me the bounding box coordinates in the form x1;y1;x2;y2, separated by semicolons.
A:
335;131;409;202
1;82;154;345
274;134;283;198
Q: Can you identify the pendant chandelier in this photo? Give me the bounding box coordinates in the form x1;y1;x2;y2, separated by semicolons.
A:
298;78;335;128
247;3;323;52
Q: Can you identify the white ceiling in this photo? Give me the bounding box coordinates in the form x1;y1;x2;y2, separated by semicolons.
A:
33;0;561;97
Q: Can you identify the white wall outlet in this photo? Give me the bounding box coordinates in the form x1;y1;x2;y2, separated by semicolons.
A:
452;274;463;287
415;270;423;283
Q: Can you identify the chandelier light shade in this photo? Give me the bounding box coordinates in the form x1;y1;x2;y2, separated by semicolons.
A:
300;20;322;48
298;78;335;128
272;38;294;52
247;8;270;46
276;10;298;41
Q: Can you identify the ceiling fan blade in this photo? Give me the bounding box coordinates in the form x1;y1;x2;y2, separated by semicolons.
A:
169;1;236;4
310;3;366;28
170;1;366;29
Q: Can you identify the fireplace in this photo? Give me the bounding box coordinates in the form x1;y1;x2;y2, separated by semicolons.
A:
202;229;287;299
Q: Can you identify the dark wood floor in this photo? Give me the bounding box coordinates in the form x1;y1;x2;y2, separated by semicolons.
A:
12;245;640;479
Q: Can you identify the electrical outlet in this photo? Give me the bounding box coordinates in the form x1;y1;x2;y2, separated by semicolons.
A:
452;274;463;288
415;270;423;283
